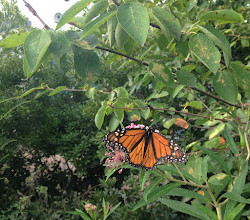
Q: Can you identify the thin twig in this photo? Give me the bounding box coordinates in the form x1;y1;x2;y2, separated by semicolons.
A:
23;0;51;30
95;46;149;66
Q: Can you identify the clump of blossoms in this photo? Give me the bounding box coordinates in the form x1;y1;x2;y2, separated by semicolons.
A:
126;123;145;129
104;146;126;174
104;123;145;173
85;203;97;213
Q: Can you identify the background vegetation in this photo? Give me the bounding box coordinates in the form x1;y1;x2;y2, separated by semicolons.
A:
0;0;249;219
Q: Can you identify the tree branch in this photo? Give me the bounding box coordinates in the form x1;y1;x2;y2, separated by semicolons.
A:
23;0;51;30
95;46;149;66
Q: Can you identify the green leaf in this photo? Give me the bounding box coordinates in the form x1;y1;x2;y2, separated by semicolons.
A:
172;85;184;98
117;87;128;98
206;123;225;140
18;87;41;98
199;9;244;24
147;91;168;101
143;177;163;201
56;0;92;29
69;16;86;29
139;170;149;191
198;146;231;178
188;101;203;110
48;86;66;96
192;203;218;220
228;203;246;220
151;7;181;40
176;70;197;87
208;173;230;198
80;11;116;39
201;156;209;182
95;103;107;130
198;25;231;66
73;46;100;83
84;0;109;23
49;31;70;57
0;32;29;48
163;118;176;129
150;63;174;88
189;33;221;74
109;115;120;132
220;192;250;204
230;62;250;99
113;103;124;122
224;124;239;155
115;23;130;48
159;199;211;220
133;183;179;211
117;2;149;46
107;15;117;47
213;70;238;104
232;161;248;195
24;30;51;74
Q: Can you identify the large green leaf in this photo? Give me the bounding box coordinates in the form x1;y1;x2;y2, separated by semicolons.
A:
199;9;244;24
0;32;29;48
84;0;109;23
56;0;92;29
213;70;238;104
143;177;163;201
192;203;218;220
23;30;51;75
115;23;130;48
117;2;149;46
224;124;239;156
189;33;221;74
108;115;120;132
49;31;70;57
80;11;116;39
95;102;107;130
176;69;197;87
149;63;174;88
198;25;231;66
232;161;248;195
159;199;211;220
133;183;179;211
151;6;181;40
73;46;100;82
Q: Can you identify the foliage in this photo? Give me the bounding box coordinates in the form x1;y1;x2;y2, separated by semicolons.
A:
1;0;250;219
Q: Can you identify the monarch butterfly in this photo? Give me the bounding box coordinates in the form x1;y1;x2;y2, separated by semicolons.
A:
103;125;187;170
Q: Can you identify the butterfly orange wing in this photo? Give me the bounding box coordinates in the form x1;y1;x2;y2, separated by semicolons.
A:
152;132;187;163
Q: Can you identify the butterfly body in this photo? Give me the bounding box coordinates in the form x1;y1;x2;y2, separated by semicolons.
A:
103;126;187;170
